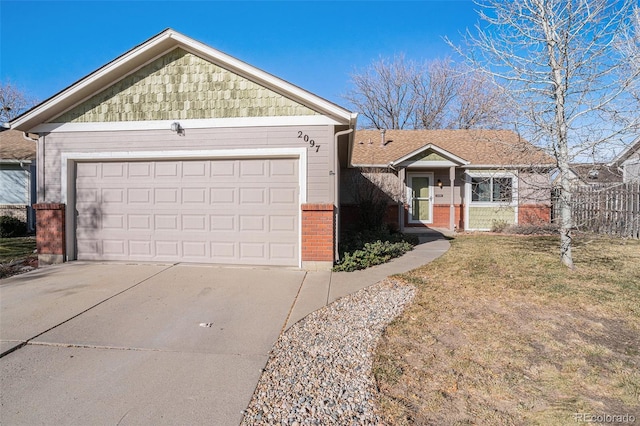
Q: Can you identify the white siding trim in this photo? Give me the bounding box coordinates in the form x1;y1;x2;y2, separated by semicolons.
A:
33;116;342;133
464;170;519;231
61;147;307;267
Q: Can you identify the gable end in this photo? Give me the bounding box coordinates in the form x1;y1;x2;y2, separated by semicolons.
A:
50;48;320;123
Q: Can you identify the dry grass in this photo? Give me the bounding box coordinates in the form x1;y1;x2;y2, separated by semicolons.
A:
374;234;640;425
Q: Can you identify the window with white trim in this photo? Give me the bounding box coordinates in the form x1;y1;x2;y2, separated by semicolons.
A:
471;176;513;202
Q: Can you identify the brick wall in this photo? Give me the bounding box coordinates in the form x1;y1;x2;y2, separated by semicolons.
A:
404;204;464;230
33;203;65;264
519;204;551;225
0;205;28;222
301;203;334;262
339;203;400;233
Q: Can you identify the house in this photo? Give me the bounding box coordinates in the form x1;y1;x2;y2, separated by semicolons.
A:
0;129;37;231
610;136;640;183
565;163;623;186
9;29;357;269
343;129;555;232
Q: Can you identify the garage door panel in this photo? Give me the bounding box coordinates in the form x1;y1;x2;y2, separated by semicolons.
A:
270;216;297;232
128;162;152;178
155;215;179;231
182;188;207;204
155;162;179;178
270;243;297;260
102;214;124;230
155;188;179;203
128;188;151;204
211;242;236;258
239;188;266;204
210;188;235;204
128;214;151;230
76;158;299;266
210;215;235;231
182;215;207;231
129;240;152;256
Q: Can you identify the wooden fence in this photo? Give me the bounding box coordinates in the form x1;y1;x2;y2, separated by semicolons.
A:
553;183;640;238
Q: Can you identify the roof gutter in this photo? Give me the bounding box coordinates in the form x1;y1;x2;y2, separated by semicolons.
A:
22;132;38;143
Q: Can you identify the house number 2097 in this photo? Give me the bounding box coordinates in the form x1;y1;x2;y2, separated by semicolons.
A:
297;131;321;152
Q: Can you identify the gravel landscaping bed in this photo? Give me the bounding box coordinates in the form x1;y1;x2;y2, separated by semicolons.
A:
241;278;415;425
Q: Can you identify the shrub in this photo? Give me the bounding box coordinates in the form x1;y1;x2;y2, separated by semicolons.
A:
334;227;418;272
0;216;27;238
504;223;559;235
333;240;415;272
491;219;510;233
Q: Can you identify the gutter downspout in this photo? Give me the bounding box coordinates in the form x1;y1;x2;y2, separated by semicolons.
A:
22;132;38;142
334;128;354;261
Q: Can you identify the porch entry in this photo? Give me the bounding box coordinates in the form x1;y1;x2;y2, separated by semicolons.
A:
407;172;434;224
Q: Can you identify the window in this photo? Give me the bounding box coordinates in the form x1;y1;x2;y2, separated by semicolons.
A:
471;176;513;202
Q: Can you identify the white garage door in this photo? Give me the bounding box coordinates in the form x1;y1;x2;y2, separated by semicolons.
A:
75;158;299;266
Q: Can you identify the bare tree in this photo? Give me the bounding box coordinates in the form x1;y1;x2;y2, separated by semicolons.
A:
343;167;404;231
449;0;640;268
345;56;510;130
344;54;419;130
451;68;514;129
0;81;36;124
413;58;458;129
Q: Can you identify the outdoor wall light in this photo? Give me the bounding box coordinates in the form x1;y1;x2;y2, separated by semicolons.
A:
170;121;182;133
437;179;443;188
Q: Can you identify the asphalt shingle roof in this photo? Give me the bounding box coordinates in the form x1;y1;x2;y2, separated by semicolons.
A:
0;130;36;161
351;129;554;167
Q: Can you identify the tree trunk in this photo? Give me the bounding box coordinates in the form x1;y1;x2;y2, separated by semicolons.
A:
540;1;575;269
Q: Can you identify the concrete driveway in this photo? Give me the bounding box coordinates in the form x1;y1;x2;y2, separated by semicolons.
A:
0;262;307;425
0;232;450;426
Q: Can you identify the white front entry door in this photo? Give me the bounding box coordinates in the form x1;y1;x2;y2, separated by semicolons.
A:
407;173;434;224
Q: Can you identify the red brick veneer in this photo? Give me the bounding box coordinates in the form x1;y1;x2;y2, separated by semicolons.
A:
301;203;335;262
33;203;66;262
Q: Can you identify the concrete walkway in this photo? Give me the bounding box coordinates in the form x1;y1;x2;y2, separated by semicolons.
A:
286;230;450;328
0;230;449;426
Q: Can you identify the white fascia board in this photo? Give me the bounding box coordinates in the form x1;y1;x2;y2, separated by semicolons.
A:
350;163;389;168
398;160;459;168
0;159;33;164
609;135;640;166
391;144;469;167
32;115;342;133
461;164;553;169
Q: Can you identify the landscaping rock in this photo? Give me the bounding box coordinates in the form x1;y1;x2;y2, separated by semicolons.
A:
241;279;415;425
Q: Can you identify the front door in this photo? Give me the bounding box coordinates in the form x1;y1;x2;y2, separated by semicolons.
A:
408;173;433;224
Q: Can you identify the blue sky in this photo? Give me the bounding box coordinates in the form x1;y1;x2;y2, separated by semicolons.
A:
0;0;479;109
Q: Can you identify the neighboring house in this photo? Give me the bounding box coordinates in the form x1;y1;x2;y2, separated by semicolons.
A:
343;129;555;232
564;163;623;186
610;136;640;183
10;29;357;268
0;129;37;231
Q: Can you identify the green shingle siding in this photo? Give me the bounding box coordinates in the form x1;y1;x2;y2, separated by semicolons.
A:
50;48;319;123
408;150;448;162
468;206;515;229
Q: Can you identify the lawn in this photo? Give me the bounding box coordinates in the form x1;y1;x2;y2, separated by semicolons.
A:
0;237;37;278
374;234;640;425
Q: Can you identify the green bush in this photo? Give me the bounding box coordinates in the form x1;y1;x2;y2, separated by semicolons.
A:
0;216;27;238
333;240;414;272
334;228;418;272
